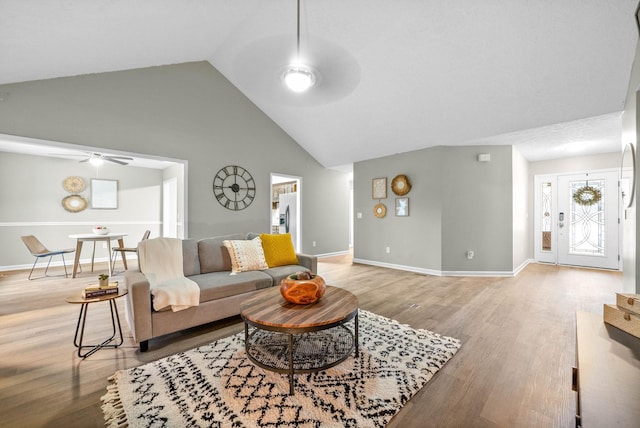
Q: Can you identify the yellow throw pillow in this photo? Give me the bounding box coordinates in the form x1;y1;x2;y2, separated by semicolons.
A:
222;237;269;273
260;233;299;268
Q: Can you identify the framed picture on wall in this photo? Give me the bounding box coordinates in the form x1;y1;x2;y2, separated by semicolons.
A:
91;179;118;209
372;177;387;199
395;197;409;217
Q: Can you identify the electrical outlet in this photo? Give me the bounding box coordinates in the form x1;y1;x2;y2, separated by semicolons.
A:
357;212;363;219
467;250;474;260
312;241;316;247
386;247;391;254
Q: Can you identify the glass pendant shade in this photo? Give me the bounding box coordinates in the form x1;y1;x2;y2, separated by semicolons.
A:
89;155;104;166
284;66;315;92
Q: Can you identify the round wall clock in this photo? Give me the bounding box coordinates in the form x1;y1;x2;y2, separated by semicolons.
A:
373;203;387;218
391;174;411;196
213;165;256;210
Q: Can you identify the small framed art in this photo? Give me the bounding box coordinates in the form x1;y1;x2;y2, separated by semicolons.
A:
372;177;387;199
395;197;409;217
91;179;118;209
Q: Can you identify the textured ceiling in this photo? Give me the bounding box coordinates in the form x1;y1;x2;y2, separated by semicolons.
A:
0;0;638;167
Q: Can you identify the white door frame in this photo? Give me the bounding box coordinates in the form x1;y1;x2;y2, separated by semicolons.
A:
270;173;302;252
534;169;621;270
534;174;556;264
163;177;178;238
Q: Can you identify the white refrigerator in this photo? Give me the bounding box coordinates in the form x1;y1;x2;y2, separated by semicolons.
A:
278;192;298;252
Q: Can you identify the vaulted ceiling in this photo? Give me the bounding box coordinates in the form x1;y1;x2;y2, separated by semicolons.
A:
1;1;638;167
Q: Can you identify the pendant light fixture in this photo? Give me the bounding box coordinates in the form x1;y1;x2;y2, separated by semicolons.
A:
283;0;315;92
89;153;104;166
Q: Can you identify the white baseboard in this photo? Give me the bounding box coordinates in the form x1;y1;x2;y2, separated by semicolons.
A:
352;258;442;276
316;250;352;258
353;258;532;277
0;254;138;272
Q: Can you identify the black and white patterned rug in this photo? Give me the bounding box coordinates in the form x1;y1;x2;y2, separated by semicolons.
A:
102;310;461;427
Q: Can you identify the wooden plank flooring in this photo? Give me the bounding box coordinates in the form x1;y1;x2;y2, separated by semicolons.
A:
0;256;622;427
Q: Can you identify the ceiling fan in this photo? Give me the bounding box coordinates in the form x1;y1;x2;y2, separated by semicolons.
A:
81;152;133;166
50;152;133;165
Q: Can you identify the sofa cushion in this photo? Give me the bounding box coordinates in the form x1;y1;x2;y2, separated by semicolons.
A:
262;264;314;286
223;237;269;273
260;233;299;268
189;270;273;303
182;239;200;276
198;234;243;274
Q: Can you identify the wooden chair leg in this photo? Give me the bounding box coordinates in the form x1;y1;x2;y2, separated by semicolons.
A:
111;250;118;272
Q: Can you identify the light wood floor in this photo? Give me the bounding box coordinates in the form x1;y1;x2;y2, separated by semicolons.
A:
0;256;622;427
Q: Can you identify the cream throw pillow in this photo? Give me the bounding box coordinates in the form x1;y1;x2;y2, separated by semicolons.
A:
223;237;268;273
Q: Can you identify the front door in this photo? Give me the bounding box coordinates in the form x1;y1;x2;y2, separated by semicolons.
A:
557;171;619;269
534;171;619;270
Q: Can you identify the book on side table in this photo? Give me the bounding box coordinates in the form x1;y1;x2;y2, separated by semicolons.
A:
83;281;119;299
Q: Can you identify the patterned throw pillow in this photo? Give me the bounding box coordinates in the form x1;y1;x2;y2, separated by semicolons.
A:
260;233;299;268
222;237;268;273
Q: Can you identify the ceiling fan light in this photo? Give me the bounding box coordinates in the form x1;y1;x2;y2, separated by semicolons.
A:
89;155;104;166
284;66;316;92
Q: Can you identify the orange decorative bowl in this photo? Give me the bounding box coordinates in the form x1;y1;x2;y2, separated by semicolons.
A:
280;272;326;305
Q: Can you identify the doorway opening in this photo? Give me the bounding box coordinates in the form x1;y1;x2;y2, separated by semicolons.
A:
270;174;302;252
534;170;620;270
0;133;189;239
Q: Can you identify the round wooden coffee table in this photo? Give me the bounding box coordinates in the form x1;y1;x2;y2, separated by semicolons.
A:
240;285;359;395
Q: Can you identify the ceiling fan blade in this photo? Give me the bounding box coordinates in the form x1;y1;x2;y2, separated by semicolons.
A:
48;153;88;158
105;158;129;165
106;156;133;161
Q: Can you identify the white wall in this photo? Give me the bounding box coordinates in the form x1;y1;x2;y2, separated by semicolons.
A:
622;39;640;294
512;147;529;270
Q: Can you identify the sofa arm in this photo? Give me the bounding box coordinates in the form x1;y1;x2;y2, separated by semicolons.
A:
296;253;317;273
124;270;153;346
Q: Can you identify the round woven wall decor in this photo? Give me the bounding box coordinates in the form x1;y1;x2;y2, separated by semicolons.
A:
373;203;387;218
391;175;411;196
63;176;85;193
62;195;88;213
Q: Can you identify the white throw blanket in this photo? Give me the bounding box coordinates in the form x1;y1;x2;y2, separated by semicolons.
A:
138;238;200;312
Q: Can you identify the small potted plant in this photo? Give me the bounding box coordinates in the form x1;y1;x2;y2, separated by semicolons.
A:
98;274;109;287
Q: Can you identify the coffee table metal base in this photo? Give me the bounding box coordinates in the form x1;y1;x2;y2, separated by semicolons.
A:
244;313;359;395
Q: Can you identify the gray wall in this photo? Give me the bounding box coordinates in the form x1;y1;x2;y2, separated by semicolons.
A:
440;146;514;272
1;152;162;267
0;62;351;267
354;147;443;272
354;145;515;274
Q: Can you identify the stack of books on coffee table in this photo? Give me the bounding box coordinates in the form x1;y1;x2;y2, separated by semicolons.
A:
83;282;119;299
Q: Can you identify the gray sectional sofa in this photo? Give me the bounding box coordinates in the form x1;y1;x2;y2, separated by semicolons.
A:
123;233;317;351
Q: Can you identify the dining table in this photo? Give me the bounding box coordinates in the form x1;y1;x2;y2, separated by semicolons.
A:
68;233;128;278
